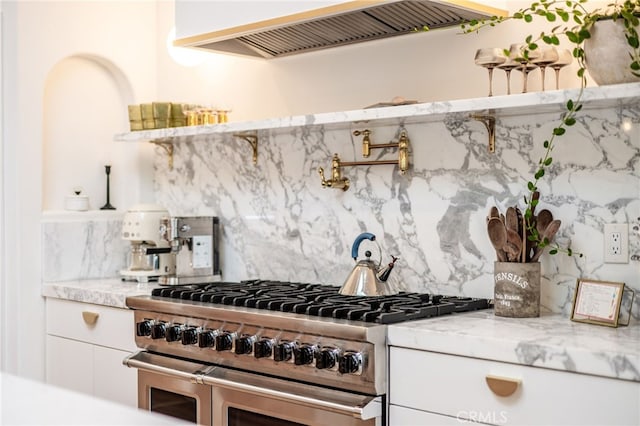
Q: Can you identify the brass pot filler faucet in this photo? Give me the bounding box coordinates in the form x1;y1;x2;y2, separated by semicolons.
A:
318;129;410;191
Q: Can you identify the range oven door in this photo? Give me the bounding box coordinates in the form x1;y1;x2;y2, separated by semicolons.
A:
124;351;382;426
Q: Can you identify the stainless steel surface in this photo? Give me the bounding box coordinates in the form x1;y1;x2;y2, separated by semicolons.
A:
340;232;398;296
127;300;387;395
175;0;506;58
126;351;381;422
158;216;221;285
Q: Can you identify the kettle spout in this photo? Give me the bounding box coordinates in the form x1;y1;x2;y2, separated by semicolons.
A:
377;255;398;282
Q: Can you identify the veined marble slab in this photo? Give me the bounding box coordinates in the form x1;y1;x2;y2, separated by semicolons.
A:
42;279;155;308
388;310;640;382
114;83;640;141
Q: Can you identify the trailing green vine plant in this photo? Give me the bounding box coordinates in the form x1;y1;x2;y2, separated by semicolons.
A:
462;0;640;258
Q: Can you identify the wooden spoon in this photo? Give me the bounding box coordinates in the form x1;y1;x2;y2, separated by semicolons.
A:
505;207;518;233
536;209;553;235
487;218;508;262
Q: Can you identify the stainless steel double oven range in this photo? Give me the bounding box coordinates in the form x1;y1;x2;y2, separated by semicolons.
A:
124;280;491;426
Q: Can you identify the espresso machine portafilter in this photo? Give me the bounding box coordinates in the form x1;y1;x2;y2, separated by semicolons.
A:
158;216;221;285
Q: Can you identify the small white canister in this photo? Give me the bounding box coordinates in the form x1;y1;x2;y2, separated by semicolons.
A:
64;189;90;211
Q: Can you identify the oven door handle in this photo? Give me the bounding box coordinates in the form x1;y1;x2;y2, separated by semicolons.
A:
123;351;214;383
124;351;381;420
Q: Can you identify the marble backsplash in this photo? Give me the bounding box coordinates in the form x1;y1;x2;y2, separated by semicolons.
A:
42;212;128;282
153;103;640;317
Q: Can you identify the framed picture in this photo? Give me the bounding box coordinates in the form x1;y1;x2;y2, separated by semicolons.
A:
571;279;628;327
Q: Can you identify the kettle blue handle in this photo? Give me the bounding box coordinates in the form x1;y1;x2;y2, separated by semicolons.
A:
351;232;376;260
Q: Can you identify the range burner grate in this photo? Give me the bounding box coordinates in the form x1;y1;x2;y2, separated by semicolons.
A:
151;280;492;324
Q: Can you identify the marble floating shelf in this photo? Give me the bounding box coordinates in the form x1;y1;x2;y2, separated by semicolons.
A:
114;83;640;143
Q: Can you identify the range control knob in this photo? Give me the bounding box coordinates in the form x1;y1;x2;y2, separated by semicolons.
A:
136;320;153;337
338;352;363;375
198;330;217;348
181;327;198;345
254;339;273;359
274;341;295;362
294;344;316;366
216;332;234;351
151;322;166;340
235;335;255;355
166;324;183;342
316;347;340;370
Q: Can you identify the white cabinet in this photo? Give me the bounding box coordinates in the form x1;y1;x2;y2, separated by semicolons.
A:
389;346;640;426
45;298;138;407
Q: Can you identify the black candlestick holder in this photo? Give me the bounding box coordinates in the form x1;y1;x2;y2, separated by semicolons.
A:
100;165;116;210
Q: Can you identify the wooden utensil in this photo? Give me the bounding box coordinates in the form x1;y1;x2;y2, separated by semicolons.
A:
536;209;553;235
487;218;508;262
505;207;518;233
506;228;523;262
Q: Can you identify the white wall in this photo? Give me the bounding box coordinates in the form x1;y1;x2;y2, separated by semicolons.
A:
1;0;158;379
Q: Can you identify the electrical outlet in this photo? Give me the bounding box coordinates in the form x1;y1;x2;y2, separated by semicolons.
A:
604;223;629;263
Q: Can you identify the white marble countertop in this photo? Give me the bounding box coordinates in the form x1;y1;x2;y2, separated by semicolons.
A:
42;278;156;308
0;372;188;425
388;310;640;382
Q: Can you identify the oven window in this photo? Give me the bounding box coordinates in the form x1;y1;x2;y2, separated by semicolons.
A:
228;407;304;426
150;388;197;423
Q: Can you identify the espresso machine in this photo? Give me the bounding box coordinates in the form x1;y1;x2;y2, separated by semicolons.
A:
159;216;221;285
120;204;174;283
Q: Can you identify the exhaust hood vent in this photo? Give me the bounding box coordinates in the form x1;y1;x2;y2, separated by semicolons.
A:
175;1;506;58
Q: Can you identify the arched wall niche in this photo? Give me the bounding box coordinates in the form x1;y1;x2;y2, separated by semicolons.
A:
42;53;145;212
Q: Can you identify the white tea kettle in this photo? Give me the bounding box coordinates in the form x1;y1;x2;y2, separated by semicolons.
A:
339;232;399;296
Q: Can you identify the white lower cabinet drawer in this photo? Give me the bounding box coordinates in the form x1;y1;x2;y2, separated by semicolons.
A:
389;405;476;425
46;298;135;351
389;346;640;426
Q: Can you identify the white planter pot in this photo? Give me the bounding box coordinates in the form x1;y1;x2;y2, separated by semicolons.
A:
584;19;640;85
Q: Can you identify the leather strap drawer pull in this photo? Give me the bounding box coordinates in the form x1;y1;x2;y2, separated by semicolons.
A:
486;374;521;397
82;311;99;326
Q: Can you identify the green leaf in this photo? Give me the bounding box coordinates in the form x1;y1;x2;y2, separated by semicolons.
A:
550;35;560;45
553;127;566;136
575;104;583;112
631;61;640;71
514;12;523;19
527;181;535;191
535;169;545;179
578;29;591;40
543;140;550;148
544;157;553;166
545;12;556;21
566;99;574;109
567;248;573;256
566;31;578;43
549;248;558;255
577;68;585;77
524;14;533;23
564;117;576;126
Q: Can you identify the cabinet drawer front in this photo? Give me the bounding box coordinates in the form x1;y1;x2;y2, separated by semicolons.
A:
46;298;135;351
390;347;640;425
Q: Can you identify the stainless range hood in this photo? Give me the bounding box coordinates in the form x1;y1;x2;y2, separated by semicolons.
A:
174;0;507;58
